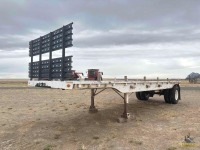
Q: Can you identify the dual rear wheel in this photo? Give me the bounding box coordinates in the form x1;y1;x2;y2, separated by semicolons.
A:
135;85;180;104
164;85;180;104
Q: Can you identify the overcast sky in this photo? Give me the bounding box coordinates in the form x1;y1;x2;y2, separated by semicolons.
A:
0;0;200;79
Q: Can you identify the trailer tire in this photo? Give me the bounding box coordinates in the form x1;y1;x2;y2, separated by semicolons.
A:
136;92;142;100
164;89;171;103
164;85;180;104
140;92;150;101
136;92;150;101
170;85;180;104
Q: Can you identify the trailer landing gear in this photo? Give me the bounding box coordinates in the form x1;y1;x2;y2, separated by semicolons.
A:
89;88;106;113
88;89;132;122
89;89;98;113
117;93;132;123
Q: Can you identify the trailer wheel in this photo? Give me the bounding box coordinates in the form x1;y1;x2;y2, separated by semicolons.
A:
140;92;150;101
164;85;180;104
136;92;142;100
136;92;150;101
170;85;180;104
164;89;171;103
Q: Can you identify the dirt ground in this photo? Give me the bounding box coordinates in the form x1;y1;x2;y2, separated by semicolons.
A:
0;80;200;150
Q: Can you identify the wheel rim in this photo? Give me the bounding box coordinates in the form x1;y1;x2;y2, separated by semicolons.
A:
175;90;179;100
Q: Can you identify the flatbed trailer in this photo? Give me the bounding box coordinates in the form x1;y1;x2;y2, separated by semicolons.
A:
28;23;181;122
28;77;181;122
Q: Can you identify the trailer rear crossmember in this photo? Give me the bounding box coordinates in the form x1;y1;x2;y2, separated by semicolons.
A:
28;77;181;123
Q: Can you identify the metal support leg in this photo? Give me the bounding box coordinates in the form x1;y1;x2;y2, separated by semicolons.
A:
121;93;130;119
118;93;130;123
89;89;98;113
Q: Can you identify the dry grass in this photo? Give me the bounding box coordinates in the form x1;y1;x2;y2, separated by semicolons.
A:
0;80;200;150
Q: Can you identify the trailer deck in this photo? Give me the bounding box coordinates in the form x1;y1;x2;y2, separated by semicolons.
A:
28;79;179;93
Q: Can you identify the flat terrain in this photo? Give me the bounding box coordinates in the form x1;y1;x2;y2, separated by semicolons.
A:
0;80;200;150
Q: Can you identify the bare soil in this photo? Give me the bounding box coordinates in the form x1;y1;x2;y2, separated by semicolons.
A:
0;80;200;150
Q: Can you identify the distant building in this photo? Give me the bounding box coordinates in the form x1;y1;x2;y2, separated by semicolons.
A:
189;77;200;84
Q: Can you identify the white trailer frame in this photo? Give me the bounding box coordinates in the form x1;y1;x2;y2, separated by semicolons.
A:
28;77;181;122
